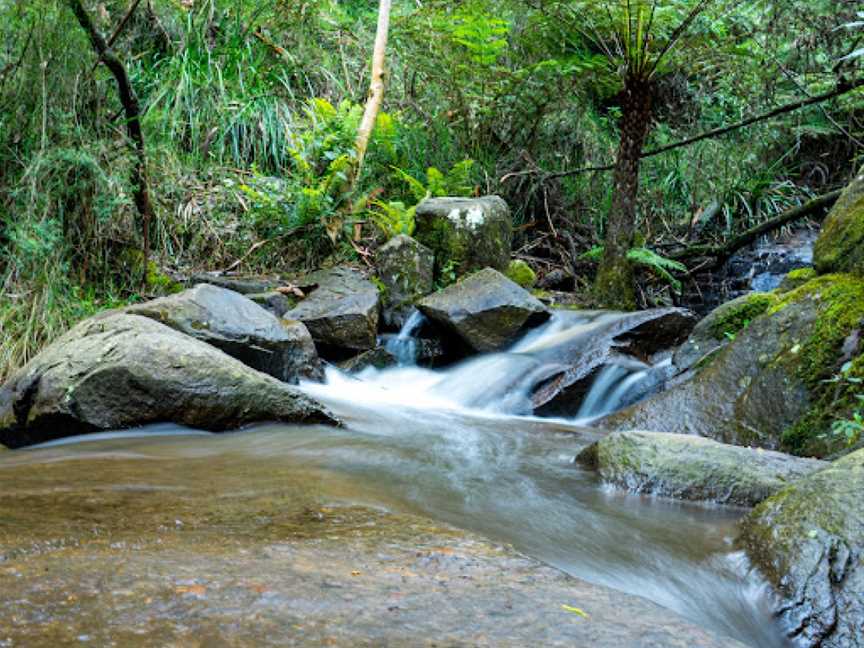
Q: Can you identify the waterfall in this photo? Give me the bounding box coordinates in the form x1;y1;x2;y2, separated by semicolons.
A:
383;309;426;366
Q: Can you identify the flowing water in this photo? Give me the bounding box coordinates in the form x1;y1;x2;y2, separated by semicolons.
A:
0;313;789;647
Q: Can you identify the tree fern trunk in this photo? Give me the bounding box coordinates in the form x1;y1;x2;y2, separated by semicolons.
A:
594;76;653;310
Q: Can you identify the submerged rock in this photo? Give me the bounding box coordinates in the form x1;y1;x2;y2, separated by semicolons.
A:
814;165;864;276
604;273;864;456
125;284;322;383
414;196;512;277
285;267;380;354
0;313;336;448
0;450;747;647
338;347;397;373
578;431;825;507
375;234;435;327
738;448;864;648
418;268;549;352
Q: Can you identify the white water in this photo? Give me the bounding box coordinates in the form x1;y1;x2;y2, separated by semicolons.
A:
6;311;790;647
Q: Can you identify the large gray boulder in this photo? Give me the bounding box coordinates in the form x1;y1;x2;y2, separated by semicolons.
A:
375;234;435;328
0;313;336;448
418;268;549;352
600;273;864;456
125;284;322;384
738;449;864;648
577;431;825;507
414;196;512;277
285;267;380;353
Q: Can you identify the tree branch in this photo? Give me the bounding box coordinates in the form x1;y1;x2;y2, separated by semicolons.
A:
670;189;842;263
510;79;864;182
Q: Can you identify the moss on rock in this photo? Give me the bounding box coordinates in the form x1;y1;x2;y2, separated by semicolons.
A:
505;260;537;288
708;292;779;340
778;267;817;293
814;166;864;276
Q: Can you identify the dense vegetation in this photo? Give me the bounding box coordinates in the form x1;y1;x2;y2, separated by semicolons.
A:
0;0;861;379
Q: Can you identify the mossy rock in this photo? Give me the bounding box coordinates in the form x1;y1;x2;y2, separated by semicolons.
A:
578;431;825;507
672;292;779;373
814;166;864;276
605;274;864;457
505;260;537;288
375;234;435;327
414;196;512;280
778;267;817;293
738;448;864;647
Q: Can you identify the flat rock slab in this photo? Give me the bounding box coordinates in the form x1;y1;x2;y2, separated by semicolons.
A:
286;267;380;353
578;431;826;507
126;284;322;383
0;450;743;648
738;448;864;648
0;313;336;448
419;267;549;351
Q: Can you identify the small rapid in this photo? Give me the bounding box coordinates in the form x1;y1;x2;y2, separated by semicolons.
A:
0;310;789;647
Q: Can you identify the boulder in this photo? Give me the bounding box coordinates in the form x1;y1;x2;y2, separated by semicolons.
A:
189;272;284;295
603;274;864;456
418;268;549;352
285;267;380;353
814;166;864;276
125;284;322;383
414;196;512;277
0;313;337;448
375;234;435;328
738;449;864;648
577;431;825;507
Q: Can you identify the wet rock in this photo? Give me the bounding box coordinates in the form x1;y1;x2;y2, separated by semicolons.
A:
414;196;512;277
673;292;778;373
418;268;549;352
125;284;322;383
338;347;397;373
578;431;825;507
529;308;695;414
738;448;864;648
537;268;575;291
285;267;380;353
375;234;435;328
0;313;336;448
814;165;864;276
604;274;864;456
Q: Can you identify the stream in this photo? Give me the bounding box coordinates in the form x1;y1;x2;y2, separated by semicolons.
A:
0;313;789;647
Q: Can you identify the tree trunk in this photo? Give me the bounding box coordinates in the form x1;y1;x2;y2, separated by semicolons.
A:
354;0;391;182
594;76;653;310
65;0;153;273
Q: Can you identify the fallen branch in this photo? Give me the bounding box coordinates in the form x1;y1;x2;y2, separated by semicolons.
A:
671;189;842;263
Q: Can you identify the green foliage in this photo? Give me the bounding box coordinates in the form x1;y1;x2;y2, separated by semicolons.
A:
581;245;686;291
369;200;417;238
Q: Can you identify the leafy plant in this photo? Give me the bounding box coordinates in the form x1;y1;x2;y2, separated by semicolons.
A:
393;160;476;201
369;200;417;238
581;245;687;292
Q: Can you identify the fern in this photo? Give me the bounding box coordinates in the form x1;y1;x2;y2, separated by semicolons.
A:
581;246;686;291
369;200;417;238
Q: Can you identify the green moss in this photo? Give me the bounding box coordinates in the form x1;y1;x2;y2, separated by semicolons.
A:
146;261;183;294
773;274;864;455
813;167;864;276
709;292;778;339
778;268;817;293
505;260;536;288
593;256;636;311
